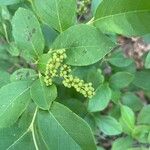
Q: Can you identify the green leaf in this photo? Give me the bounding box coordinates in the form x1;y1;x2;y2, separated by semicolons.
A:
1;6;11;20
97;147;105;150
107;49;133;67
94;0;150;36
133;70;150;91
96;115;122;135
143;33;150;44
111;90;121;104
37;53;52;73
109;105;121;120
119;105;135;134
84;113;97;132
0;81;31;128
0;70;10;88
132;125;150;144
145;52;150;69
0;105;39;150
122;92;143;112
34;125;48;150
33;0;77;32
137;105;150;125
52;24;115;66
109;72;134;89
42;24;58;49
112;136;133;150
37;102;97;150
0;102;37;150
0;44;14;70
128;147;149;150
61;98;87;118
30;77;57;110
12;8;44;60
8;42;20;57
0;0;22;5
6;131;36;150
86;68;104;88
88;83;111;112
10;68;37;82
91;0;103;15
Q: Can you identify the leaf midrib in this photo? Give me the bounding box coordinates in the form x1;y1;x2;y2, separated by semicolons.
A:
94;9;150;23
48;111;81;149
54;0;62;32
39;77;49;109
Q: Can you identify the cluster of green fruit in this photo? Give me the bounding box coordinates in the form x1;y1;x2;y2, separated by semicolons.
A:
44;49;95;98
77;0;91;15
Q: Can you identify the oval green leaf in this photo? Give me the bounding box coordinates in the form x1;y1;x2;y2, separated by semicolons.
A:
122;92;143;112
10;68;37;82
109;72;134;89
30;77;57;110
88;83;112;112
119;105;135;134
52;24;115;66
112;137;133;150
96;115;122;136
133;70;150;91
108;50;133;67
12;8;45;60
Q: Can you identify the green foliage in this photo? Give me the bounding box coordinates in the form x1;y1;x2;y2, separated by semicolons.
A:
122;92;143;112
137;105;150;125
112;136;133;150
145;52;150;69
30;76;57;110
88;83;111;112
107;49;133;67
0;0;22;6
52;24;115;66
0;70;10;87
96;115;122;135
12;8;45;61
120;105;135;135
33;0;77;32
94;0;150;36
0;81;31;128
133;70;150;91
37;102;96;150
109;72;134;89
91;0;102;15
10;68;37;82
0;0;150;149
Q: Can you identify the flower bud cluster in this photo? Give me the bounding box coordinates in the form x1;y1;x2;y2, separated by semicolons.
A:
60;64;72;78
44;49;66;86
77;0;91;15
44;49;95;98
62;75;95;98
